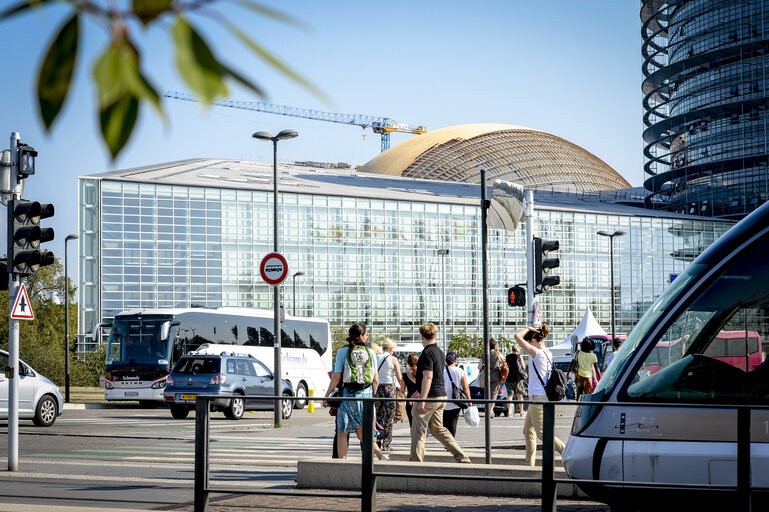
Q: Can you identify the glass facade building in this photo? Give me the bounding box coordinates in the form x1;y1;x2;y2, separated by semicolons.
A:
79;160;733;350
642;0;769;219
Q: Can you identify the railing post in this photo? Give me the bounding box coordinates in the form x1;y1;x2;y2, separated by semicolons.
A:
195;396;210;512
541;401;556;512
361;398;376;512
737;406;752;511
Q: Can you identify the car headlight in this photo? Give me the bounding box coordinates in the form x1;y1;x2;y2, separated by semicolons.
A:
151;379;167;389
105;381;114;390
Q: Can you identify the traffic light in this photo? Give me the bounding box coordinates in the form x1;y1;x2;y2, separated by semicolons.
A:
534;237;560;294
9;199;55;276
508;285;526;307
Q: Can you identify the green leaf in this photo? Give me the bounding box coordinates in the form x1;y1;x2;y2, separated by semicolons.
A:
223;64;265;98
228;0;310;33
93;38;162;114
36;14;79;130
99;93;139;159
219;18;331;105
132;0;174;26
172;17;228;102
0;0;53;21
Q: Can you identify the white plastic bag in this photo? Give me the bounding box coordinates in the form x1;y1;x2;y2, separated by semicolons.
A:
463;405;480;427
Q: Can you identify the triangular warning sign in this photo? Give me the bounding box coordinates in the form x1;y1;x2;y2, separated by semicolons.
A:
11;283;34;320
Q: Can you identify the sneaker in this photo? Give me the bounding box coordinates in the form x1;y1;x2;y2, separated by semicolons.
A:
381;453;390;461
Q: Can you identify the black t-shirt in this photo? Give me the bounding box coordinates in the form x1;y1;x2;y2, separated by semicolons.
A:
506;353;521;382
416;343;446;397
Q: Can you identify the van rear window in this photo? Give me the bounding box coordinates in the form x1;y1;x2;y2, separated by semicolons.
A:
174;357;220;374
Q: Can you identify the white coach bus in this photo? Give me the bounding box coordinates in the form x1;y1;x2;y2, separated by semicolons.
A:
93;307;331;407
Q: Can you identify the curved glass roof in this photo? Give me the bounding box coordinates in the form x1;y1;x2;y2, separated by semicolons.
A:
359;123;630;192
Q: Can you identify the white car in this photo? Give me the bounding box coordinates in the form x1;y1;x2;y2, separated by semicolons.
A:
0;349;64;426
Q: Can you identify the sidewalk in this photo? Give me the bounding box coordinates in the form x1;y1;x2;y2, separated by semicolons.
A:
167;490;610;512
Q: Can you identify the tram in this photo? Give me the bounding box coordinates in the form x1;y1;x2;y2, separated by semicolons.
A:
563;200;769;507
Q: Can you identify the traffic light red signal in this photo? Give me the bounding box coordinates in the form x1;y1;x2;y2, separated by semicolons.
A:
508;285;526;307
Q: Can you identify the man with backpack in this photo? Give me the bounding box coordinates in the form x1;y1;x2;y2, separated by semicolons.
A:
409;323;471;463
514;323;566;466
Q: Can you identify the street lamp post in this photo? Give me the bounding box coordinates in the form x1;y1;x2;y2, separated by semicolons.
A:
64;234;79;403
597;230;626;344
292;271;305;316
437;249;449;353
252;129;298;428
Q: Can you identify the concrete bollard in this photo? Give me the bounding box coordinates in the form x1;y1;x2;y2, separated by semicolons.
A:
308;389;315;413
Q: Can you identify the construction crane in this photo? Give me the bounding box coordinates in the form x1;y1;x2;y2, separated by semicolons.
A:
164;91;428;152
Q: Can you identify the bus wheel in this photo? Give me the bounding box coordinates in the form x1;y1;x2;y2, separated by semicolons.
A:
225;394;244;420
294;383;308;409
170;405;189;420
281;392;293;420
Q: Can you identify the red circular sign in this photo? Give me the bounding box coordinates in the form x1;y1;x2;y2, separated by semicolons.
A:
260;252;289;286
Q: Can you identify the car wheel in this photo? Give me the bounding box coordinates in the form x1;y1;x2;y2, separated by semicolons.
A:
294;382;308;409
32;395;57;427
224;394;245;420
170;405;189;419
281;391;293;420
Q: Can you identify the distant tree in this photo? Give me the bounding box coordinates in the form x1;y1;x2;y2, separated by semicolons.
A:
447;329;483;359
0;0;328;158
0;258;100;386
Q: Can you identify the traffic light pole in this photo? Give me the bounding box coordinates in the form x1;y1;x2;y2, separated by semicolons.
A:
525;189;535;325
7;133;19;471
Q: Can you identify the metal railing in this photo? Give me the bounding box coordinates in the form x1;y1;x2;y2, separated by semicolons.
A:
192;394;767;512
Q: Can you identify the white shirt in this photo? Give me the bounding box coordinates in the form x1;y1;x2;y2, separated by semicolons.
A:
377;353;397;384
528;348;552;397
443;365;465;411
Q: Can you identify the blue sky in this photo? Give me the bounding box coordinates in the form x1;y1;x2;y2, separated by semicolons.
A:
1;1;642;263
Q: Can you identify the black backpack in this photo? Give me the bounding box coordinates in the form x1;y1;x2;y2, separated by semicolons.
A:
532;350;568;401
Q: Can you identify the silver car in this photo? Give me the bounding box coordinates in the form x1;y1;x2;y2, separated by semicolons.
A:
0;349;64;427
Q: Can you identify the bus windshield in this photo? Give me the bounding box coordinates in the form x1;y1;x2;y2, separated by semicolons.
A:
106;314;173;369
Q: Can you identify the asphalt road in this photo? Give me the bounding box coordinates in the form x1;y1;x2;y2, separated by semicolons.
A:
0;401;580;510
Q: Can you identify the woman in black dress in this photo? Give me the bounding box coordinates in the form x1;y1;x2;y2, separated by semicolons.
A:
401;353;419;427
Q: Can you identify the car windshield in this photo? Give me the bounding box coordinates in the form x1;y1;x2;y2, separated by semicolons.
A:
173;357;221;375
106;314;173;368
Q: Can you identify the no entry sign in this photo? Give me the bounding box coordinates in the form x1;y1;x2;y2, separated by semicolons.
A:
260;252;289;286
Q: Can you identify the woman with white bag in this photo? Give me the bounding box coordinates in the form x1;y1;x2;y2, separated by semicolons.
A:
443;352;472;437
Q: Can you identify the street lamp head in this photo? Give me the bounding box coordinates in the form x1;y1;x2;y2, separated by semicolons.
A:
65;234;79;242
437;249;449;256
252;131;274;141
613;230;627;237
275;129;298;141
293;271;305;277
597;230;611;237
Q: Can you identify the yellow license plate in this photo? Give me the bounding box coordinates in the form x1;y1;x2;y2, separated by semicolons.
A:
180;394;196;400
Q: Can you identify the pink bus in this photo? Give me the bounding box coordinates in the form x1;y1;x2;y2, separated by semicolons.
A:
704;330;763;371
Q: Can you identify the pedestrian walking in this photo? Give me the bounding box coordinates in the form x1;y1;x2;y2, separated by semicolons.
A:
324;322;385;460
572;337;601;399
402;353;419;427
443;352;472;437
504;344;527;416
604;337;623;370
409;323;471;463
477;338;503;417
514;323;566;466
376;339;406;451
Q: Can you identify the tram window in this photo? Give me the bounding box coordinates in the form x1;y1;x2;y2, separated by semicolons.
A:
627;236;769;404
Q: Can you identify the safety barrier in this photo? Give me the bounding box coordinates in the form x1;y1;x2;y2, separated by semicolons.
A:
192;395;764;512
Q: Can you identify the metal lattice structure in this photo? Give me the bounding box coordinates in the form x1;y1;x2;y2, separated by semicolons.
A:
360;123;630;192
163;91;427;152
642;0;769;218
